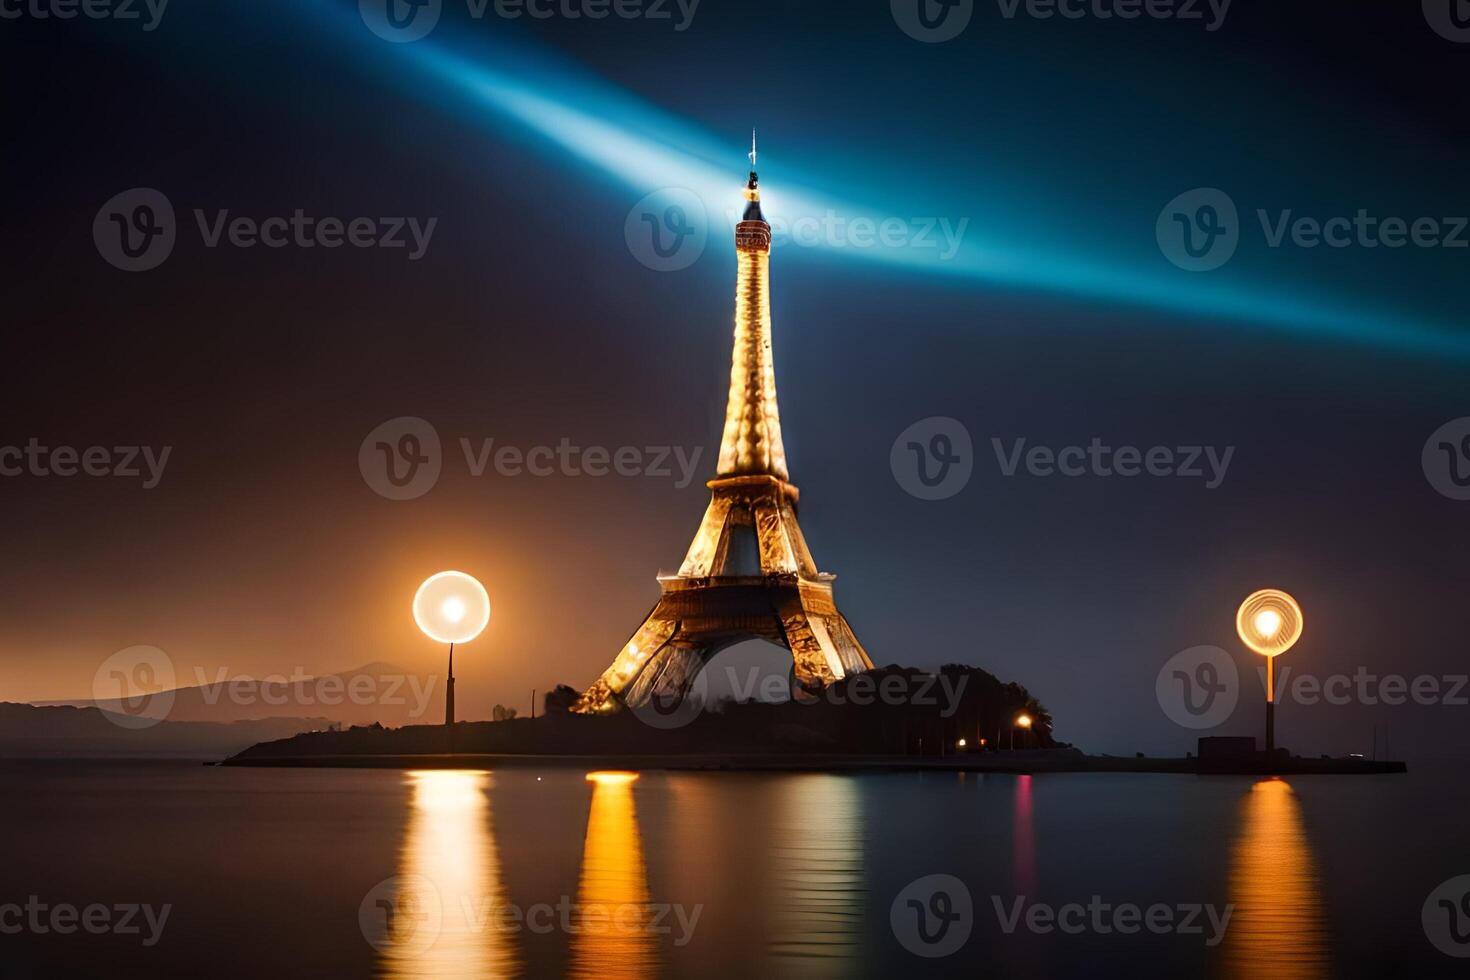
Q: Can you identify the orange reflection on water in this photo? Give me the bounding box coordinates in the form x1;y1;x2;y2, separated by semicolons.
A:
379;770;519;980
1222;778;1330;980
569;771;655;980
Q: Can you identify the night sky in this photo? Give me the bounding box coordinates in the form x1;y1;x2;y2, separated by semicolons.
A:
4;0;1469;756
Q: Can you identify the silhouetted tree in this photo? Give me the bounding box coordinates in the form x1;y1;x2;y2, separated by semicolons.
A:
543;685;581;715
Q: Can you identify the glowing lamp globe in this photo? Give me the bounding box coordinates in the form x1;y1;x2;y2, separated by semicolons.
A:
1016;713;1033;729
1236;588;1303;657
413;571;491;645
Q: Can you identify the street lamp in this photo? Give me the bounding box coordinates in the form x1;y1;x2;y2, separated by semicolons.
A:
414;571;491;730
1236;588;1303;753
1013;712;1033;750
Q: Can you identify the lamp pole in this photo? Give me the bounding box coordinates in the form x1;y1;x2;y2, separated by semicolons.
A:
1237;589;1302;758
1265;653;1274;753
446;642;456;728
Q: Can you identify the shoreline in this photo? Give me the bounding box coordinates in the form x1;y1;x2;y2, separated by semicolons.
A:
217;751;1409;775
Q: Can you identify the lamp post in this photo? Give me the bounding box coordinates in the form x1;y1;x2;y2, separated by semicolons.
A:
1236;588;1303;753
413;571;492;746
1013;712;1033;750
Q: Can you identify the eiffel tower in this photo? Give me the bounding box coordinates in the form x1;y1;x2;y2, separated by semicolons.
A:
573;135;874;715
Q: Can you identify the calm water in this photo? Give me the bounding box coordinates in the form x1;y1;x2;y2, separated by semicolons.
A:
2;761;1467;978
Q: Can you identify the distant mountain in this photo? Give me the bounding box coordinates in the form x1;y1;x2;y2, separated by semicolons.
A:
36;661;443;728
0;702;333;759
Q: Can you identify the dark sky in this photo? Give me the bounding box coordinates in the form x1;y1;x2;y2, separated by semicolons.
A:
3;0;1469;756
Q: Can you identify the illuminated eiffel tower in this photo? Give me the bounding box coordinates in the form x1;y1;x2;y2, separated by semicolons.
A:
574;135;874;714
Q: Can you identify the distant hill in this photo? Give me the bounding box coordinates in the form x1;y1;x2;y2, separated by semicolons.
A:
0;702;333;759
36;661;443;729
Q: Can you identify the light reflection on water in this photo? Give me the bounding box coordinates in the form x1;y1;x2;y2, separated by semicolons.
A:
12;763;1465;977
568;772;656;980
763;774;866;975
1222;778;1330;980
378;769;519;980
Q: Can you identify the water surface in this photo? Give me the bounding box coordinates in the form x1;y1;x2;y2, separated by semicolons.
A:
3;761;1466;978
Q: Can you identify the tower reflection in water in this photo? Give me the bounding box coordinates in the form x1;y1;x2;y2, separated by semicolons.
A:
378;770;519;980
765;774;865;975
569;771;655;980
1222;778;1330;980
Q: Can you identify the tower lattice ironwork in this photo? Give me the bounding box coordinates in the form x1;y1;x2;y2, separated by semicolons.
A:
573;137;874;715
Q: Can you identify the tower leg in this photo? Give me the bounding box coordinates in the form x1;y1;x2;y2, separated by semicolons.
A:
572;605;678;713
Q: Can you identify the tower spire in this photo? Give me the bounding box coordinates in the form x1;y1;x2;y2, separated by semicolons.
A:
723;134;784;479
